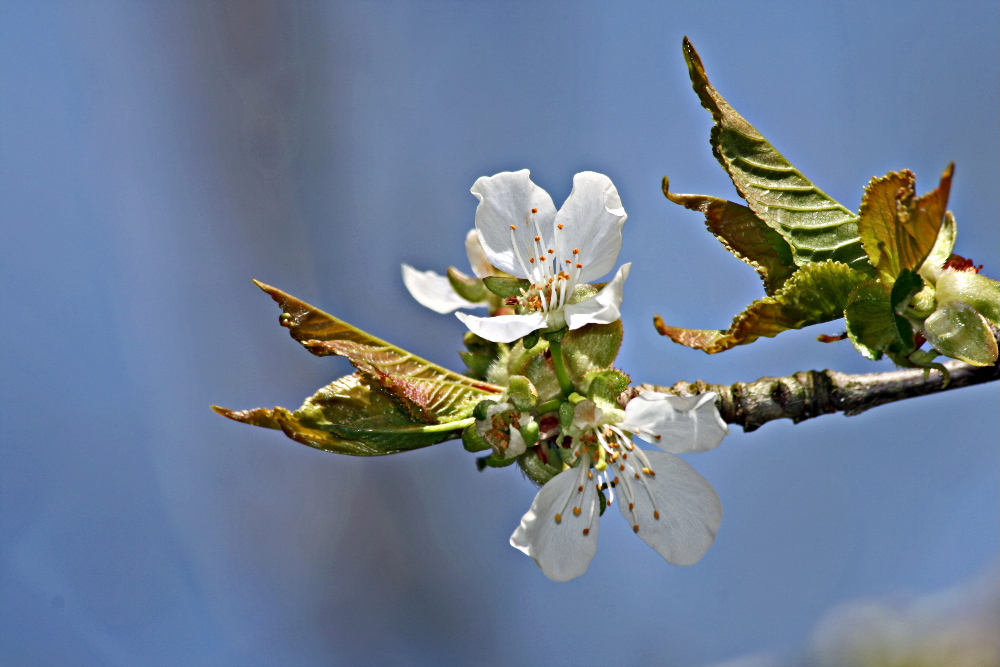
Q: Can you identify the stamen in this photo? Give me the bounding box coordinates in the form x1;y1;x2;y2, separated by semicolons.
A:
534;236;541;242
582;528;590;535
578;485;584;492
557;224;564;229
633;525;640;533
573;507;581;516
555;513;562;523
572;248;580;255
510;225;517;230
531;208;538;214
653;510;660;520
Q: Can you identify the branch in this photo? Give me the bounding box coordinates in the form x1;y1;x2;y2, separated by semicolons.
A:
640;360;999;432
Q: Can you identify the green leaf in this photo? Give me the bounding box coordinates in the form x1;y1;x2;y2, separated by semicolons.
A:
843;282;900;360
663;177;796;295
682;37;869;271
890;269;924;315
858;165;954;283
655;260;866;353
213;373;458;456
924;301;998;366
254;281;502;422
483;276;531;298
518;447;562;486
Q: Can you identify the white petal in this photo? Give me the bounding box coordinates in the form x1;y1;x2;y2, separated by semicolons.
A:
617;451;722;566
563;263;631;330
507;427;527;458
621;391;729;454
471;170;557;278
401;264;484;314
464;228;495;278
510;465;600;582
554;172;627;283
455;311;547;343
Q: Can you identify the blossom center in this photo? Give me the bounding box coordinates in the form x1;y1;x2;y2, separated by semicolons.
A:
509;211;584;315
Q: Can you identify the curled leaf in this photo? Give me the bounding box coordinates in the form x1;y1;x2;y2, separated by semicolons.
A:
663;177;796;295
858;165;954;283
254;280;502;422
213;373;459;455
655;260;866;353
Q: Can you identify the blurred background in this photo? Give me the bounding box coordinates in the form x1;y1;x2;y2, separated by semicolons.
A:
1;1;997;665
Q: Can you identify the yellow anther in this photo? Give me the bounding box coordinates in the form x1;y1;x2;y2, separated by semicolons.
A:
548;248;554;254
628;503;634;510
576;263;583;269
555;513;562;523
572;248;580;254
510;224;517;230
642;467;655;476
529;257;535;263
534;235;541;242
531;208;538;214
633;525;640;533
587;471;594;480
583;528;590;535
573;507;581;516
577;485;584;492
558;224;564;229
653;510;660;520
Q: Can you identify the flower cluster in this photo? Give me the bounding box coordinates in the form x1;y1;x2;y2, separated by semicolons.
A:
404;169;730;580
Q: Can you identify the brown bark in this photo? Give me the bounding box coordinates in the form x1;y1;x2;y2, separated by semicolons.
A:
639;360;999;432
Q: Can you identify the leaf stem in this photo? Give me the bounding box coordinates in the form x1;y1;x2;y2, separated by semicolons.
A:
548;339;575;397
418;417;475;433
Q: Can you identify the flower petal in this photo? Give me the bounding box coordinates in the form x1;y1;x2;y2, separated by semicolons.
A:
554;172;627;283
617;451;722;566
510;464;600;582
455;311;547;343
465;228;495;278
621;391;729;453
402;264;484;314
563;263;631;330
471;170;557;279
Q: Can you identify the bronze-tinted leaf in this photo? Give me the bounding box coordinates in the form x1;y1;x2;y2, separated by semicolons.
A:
654;260;866;353
663;177;796;294
858;165;954;283
213;373;458;455
682;37;869;271
255;281;502;422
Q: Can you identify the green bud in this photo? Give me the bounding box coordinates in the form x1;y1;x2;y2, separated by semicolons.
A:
521;329;540;351
517;447;561;486
923;301;998;366
936;270;1000;324
905;285;937;319
584;369;631;402
542;327;567;343
519;420;541;447
447;267;488;302
567;392;587;405
462;425;491;452
476;452;517;470
559;401;576;434
473;399;498;421
483;276;530;298
507;375;538;411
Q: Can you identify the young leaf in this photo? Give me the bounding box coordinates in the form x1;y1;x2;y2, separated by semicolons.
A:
254;281;502;422
682;37;869;271
858;165;954;283
663;177;797;295
654;260;866;353
843;282;905;360
213;373;459;455
562;321;624;382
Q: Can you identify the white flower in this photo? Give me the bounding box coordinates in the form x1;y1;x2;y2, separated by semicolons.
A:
401;230;495;314
455;169;630;343
510;391;728;581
